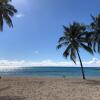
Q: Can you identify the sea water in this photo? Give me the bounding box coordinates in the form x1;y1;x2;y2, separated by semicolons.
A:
0;67;100;78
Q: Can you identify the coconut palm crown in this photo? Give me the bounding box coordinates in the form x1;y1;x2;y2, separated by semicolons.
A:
0;0;17;31
90;14;100;53
57;22;93;79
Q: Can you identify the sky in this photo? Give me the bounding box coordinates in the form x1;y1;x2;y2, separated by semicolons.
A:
0;0;100;68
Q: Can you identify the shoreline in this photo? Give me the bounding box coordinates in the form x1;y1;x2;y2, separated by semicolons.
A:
0;76;100;79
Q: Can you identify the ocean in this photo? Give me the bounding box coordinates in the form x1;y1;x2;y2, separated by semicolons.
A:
0;67;100;78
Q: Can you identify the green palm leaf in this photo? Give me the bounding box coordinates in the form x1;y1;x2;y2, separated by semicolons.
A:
57;22;93;79
70;48;76;64
58;36;66;43
57;42;69;49
0;0;17;31
63;44;71;58
80;43;93;54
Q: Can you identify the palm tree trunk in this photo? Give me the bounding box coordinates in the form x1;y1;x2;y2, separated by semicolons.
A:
76;50;85;79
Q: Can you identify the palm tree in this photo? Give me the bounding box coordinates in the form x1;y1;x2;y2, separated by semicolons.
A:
57;22;93;79
0;0;17;31
89;14;100;53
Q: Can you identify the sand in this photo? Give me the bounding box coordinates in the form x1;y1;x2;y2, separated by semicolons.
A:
0;77;100;100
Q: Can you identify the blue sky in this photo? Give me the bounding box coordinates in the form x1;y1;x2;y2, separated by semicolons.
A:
0;0;100;67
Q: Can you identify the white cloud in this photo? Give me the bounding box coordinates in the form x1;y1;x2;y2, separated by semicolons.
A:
81;58;98;67
87;58;98;64
0;58;100;70
16;13;24;18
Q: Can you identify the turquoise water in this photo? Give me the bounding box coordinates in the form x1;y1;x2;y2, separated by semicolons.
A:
0;67;100;78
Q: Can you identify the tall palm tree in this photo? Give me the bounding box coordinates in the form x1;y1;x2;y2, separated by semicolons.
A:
90;14;100;53
57;22;93;79
0;0;17;31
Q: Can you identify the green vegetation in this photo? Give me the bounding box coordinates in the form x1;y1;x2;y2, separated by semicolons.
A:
0;0;17;31
90;14;100;53
57;14;100;79
0;0;17;79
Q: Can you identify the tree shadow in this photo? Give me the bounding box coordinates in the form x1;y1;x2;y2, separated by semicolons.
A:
85;79;100;86
0;86;25;100
0;96;25;100
0;86;11;92
70;79;100;86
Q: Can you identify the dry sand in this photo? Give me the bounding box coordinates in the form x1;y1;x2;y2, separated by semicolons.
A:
0;77;100;100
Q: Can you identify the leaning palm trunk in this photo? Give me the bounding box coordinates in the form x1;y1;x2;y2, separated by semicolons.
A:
57;22;93;80
77;50;85;79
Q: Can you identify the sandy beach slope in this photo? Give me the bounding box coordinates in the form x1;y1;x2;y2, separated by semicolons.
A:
0;77;100;100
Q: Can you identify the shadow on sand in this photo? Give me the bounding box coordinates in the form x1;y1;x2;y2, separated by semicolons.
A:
70;79;100;86
0;86;25;100
0;86;11;92
0;96;25;100
85;79;100;85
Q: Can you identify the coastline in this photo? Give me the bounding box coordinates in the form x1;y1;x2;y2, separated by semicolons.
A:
0;77;100;100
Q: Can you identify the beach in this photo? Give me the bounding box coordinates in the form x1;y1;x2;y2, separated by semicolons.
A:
0;77;100;100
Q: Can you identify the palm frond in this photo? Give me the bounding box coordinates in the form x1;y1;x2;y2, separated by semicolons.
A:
98;39;100;53
91;14;96;22
63;44;71;58
63;25;70;33
58;36;66;43
0;0;17;31
57;42;69;49
6;3;17;13
93;42;97;52
0;12;3;31
3;14;13;27
70;48;76;64
80;43;93;55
